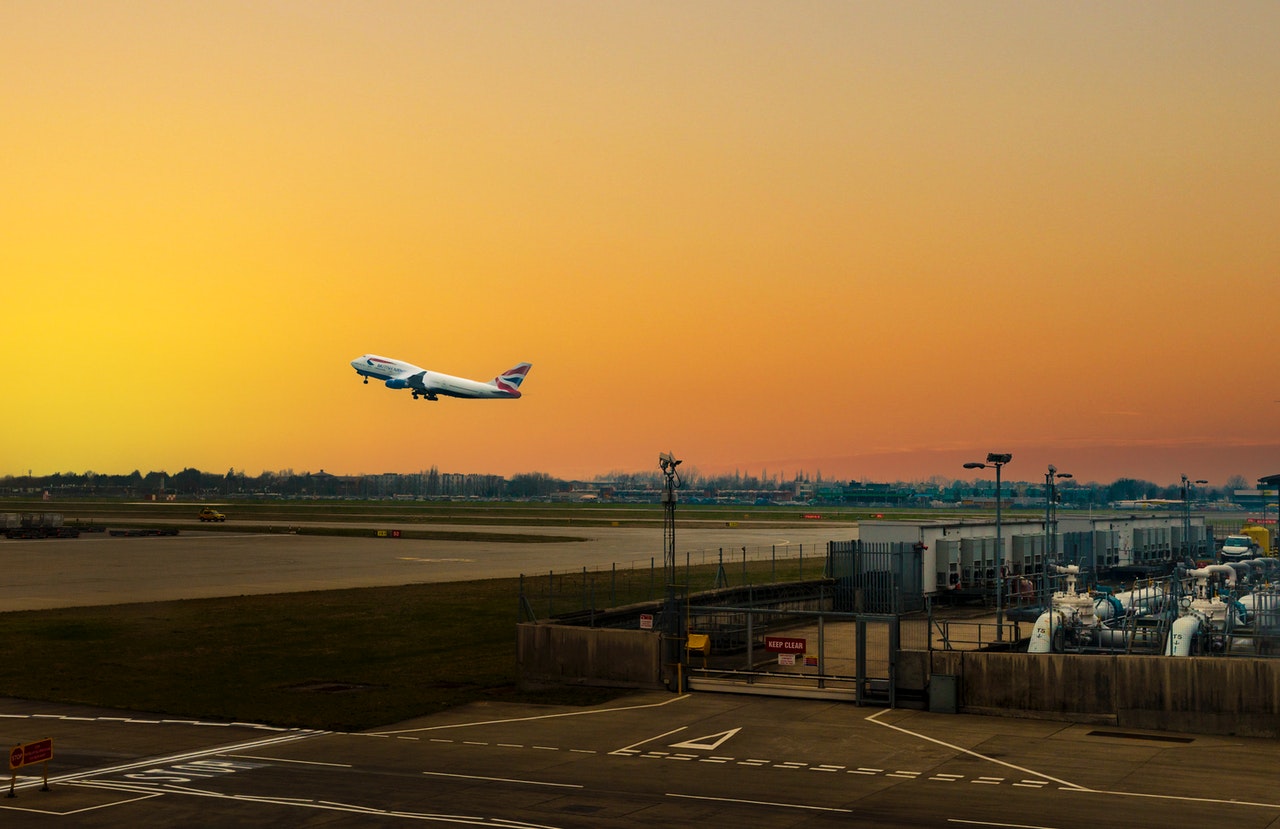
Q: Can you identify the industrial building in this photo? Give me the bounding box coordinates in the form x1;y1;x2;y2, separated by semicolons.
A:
859;513;1211;598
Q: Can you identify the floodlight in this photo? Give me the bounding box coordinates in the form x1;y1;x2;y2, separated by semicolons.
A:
963;462;984;469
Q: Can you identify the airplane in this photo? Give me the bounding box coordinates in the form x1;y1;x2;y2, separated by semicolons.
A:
350;354;532;401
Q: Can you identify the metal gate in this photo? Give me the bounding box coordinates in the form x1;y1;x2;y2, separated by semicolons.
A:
683;541;928;705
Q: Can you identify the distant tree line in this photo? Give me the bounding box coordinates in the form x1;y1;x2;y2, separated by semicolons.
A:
0;467;1257;505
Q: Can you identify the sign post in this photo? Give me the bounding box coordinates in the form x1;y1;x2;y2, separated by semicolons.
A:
8;738;53;797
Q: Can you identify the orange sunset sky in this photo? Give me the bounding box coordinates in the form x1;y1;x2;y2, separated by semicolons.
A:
3;2;1278;487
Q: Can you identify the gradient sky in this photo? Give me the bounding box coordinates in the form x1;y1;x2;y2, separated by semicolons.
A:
3;1;1278;487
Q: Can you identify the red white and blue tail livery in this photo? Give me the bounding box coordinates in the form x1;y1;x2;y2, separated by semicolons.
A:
351;354;532;401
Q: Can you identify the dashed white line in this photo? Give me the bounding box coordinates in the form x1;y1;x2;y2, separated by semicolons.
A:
422;771;582;789
668;792;852;813
222;754;351;769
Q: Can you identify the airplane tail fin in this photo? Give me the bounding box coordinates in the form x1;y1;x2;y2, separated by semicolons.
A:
493;363;532;397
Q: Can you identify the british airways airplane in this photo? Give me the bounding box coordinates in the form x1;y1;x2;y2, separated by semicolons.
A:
350;354;532;401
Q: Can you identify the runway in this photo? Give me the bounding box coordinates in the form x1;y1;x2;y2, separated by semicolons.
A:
0;520;851;611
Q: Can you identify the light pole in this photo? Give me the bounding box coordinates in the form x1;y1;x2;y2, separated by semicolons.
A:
1181;474;1208;564
965;453;1012;641
1042;466;1073;607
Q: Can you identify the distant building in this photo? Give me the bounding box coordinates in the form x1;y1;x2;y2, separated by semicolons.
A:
861;514;1211;598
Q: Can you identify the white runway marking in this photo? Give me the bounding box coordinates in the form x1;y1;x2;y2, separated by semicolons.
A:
866;709;1086;790
670;727;742;751
370;692;691;736
611;726;687;755
667;792;853;813
948;821;1060;829
422;770;582;789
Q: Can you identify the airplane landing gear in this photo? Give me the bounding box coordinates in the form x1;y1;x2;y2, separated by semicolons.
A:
362;377;368;384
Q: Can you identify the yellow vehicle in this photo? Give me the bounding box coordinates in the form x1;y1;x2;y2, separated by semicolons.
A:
1240;523;1271;555
198;507;227;522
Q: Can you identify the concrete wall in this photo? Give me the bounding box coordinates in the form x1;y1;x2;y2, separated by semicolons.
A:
932;651;1280;737
517;623;664;691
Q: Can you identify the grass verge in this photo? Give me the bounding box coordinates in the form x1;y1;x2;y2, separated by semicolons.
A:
0;579;625;732
0;558;827;731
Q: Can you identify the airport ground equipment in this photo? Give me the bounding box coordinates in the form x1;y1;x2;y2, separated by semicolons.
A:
0;513;79;539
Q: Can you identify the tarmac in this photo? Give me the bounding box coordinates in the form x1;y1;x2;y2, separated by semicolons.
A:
5;693;1280;827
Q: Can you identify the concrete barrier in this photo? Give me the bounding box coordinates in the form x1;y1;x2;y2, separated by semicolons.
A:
517;623;664;691
932;651;1280;737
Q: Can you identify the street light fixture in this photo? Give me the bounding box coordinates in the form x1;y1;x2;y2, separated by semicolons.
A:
964;453;1012;641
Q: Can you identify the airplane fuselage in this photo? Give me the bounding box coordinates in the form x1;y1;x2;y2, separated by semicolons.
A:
350;354;530;400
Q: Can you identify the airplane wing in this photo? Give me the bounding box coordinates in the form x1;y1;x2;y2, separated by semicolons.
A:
401;371;439;400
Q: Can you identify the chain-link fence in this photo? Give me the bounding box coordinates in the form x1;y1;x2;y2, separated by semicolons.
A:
519;542;830;622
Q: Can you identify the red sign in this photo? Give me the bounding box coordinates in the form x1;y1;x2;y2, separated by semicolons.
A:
764;636;806;653
9;738;52;770
803;514;822;520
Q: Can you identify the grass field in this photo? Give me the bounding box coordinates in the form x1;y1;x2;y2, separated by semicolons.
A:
0;551;820;731
0;578;630;731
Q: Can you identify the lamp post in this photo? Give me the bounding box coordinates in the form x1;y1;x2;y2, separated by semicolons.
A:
1042;466;1073;607
1181;474;1208;564
659;452;684;688
965;453;1012;641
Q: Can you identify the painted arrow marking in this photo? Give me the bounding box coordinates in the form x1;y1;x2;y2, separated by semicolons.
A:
670;728;742;751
